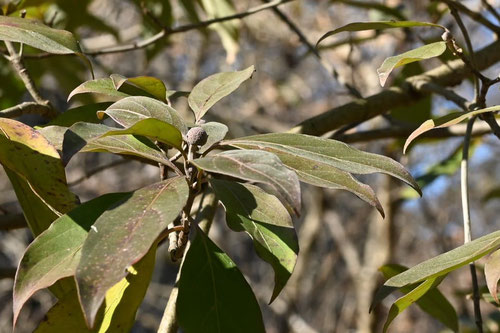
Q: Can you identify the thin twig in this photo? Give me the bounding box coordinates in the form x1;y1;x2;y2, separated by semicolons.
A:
461;116;483;333
481;0;500;23
0;101;53;118
0;267;16;280
438;0;500;33
69;159;131;186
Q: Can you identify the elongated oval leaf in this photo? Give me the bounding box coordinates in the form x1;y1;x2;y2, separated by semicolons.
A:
177;227;265;333
316;21;443;46
0;16;79;54
13;193;129;327
226;133;420;196
188;65;255;121
404;105;500;153
485;249;500;304
192;149;301;215
68;78;130;101
99;118;183;150
98;96;187;134
210;179;298;302
378;41;447;86
0;119;78;217
47;103;112;127
35;243;157;333
76;177;189;327
199;121;229;153
385;230;500;288
110;74;167;101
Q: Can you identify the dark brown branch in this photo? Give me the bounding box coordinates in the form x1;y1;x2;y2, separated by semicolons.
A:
0;102;53;118
437;0;500;33
0;213;27;230
481;0;500;23
0;266;16;280
290;39;500;135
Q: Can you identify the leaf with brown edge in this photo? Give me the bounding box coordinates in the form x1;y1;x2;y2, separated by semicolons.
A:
76;177;189;327
485;249;500;304
97;96;187;134
378;42;447;87
210;179;298;302
404;105;500;153
0;118;78;217
13;193;129;328
192;150;301;215
188;65;255;121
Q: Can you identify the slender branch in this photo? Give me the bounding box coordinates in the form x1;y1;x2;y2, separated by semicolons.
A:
461;116;483;333
0;102;53;118
437;0;500;33
0;266;16;280
69;159;131;186
0;213;27;230
417;81;470;111
481;0;500;23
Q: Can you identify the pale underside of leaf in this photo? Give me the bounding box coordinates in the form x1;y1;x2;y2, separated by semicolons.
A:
485;249;500;304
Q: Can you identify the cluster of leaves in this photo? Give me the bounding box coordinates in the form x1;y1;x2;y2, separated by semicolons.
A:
0;14;428;332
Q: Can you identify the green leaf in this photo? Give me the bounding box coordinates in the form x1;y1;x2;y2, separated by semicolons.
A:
110;74;167;102
0;15;79;54
76;177;189;327
177;227;265;333
404;105;500;153
0;118;78;217
378;41;447;86
383;276;445;333
62;123;174;168
316;21;443;46
188;65;254;121
378;264;458;332
385;230;500;288
68;78;130;101
98;96;187;134
226;133;420;197
192;149;301;215
485;249;500;304
210;179;298;302
35;243;156;333
46;103;111;127
100;118;183;150
13;193;129;326
199;121;229;153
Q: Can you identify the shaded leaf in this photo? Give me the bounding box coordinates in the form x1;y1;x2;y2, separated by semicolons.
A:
377;264;458;332
35;244;156;333
316;20;443;46
210;179;298;302
404;105;500;153
188;65;254;121
76;177;189;327
192;149;301;215
98;96;187;134
110;74;167;102
68;78;129;102
378;41;447;87
177;227;265;333
0;15;79;54
383;276;445;333
46;103;111;127
0;118;78;216
485;249;500;304
226;133;420;196
13;193;129;326
385;230;500;288
199;121;229;153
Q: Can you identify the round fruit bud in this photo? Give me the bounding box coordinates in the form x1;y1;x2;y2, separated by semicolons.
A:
441;30;452;42
185;127;208;146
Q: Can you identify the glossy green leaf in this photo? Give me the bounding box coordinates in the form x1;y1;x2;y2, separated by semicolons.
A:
177;227;265;333
110;74;167;102
98;96;187;134
76;177;189;327
316;20;443;46
13;193;129;326
404;105;500;153
188;65;254;121
192;149;301;215
210;179;298;302
68;78;130;102
199;121;229;153
226;133;420;196
385;230;500;288
62;122;173;168
485;249;500;304
378;264;458;332
0;118;78;216
0;15;79;54
378;41;447;86
383;276;445;333
100;118;183;150
47;103;111;127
